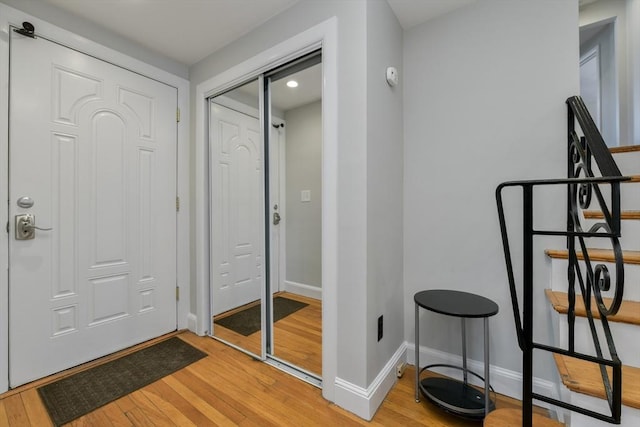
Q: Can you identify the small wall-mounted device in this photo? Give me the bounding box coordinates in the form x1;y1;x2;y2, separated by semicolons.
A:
386;67;399;87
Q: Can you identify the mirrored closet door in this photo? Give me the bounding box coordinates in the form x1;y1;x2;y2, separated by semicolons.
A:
209;51;323;382
209;78;265;358
265;55;322;377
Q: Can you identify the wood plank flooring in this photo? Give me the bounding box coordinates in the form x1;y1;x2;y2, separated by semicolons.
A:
484;408;564;427
1;297;545;426
0;331;545;426
212;292;322;375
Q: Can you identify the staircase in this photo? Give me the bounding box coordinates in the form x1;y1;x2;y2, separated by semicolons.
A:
545;144;640;426
487;97;636;427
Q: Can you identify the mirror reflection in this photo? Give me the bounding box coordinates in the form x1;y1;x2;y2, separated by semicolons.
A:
210;78;264;357
208;56;323;377
268;61;323;376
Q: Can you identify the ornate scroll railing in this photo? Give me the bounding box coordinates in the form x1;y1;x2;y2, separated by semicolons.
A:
495;96;629;426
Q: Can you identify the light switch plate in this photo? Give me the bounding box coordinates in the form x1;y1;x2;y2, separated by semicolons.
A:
301;190;311;202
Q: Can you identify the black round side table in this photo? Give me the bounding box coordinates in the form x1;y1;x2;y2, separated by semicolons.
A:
414;289;499;419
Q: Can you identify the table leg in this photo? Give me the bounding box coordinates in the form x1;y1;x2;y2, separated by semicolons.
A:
484;317;490;416
415;302;420;403
461;318;467;385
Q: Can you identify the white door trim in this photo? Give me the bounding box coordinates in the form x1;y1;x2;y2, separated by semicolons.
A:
0;2;190;394
195;17;338;401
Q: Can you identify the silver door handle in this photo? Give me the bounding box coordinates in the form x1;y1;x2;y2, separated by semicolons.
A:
273;212;281;225
15;214;52;240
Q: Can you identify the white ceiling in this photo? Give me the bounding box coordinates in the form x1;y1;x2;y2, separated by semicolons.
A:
35;0;481;67
39;0;300;65
270;63;322;112
386;0;476;29
233;63;322;112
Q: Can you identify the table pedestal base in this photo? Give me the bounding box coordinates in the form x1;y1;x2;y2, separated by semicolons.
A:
419;377;495;419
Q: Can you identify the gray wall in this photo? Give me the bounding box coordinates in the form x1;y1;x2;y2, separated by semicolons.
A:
284;101;322;288
0;0;187;78
403;0;578;381
365;0;405;385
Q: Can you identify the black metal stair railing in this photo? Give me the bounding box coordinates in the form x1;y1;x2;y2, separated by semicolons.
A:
495;96;629;426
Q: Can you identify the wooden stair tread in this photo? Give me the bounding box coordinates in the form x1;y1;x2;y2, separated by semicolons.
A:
610;144;640;154
583;210;640;220
484;409;563;426
631;175;640;183
545;248;640;265
545;289;640;325
554;354;640;409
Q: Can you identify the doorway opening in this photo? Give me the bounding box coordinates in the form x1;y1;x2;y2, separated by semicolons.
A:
579;17;617;145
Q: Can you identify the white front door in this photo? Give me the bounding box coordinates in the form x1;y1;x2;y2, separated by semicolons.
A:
210;102;264;315
9;33;177;387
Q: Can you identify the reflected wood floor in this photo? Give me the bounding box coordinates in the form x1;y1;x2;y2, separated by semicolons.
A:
0;332;539;426
213;292;322;375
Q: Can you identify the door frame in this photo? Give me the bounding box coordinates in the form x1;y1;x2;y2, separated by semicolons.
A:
195;17;338;401
0;3;191;394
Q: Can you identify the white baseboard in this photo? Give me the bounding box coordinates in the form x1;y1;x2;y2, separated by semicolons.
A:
283;280;322;300
406;343;558;409
334;342;407;420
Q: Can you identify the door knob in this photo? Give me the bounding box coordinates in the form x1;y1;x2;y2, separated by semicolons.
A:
273;212;281;225
17;196;35;208
15;214;52;240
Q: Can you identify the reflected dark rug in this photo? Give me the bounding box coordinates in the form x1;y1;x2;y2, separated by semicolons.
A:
215;296;308;336
38;337;207;426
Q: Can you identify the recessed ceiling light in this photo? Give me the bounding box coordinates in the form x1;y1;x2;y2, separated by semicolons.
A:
286;80;298;88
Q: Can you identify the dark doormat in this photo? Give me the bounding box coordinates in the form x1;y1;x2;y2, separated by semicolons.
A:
37;336;207;426
215;296;308;336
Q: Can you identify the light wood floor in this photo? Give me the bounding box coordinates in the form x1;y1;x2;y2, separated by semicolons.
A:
0;332;536;427
0;329;541;426
213;292;322;375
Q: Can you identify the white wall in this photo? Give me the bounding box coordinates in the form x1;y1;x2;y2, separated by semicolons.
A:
365;0;405;386
580;0;635;146
284;101;322;288
403;0;578;387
